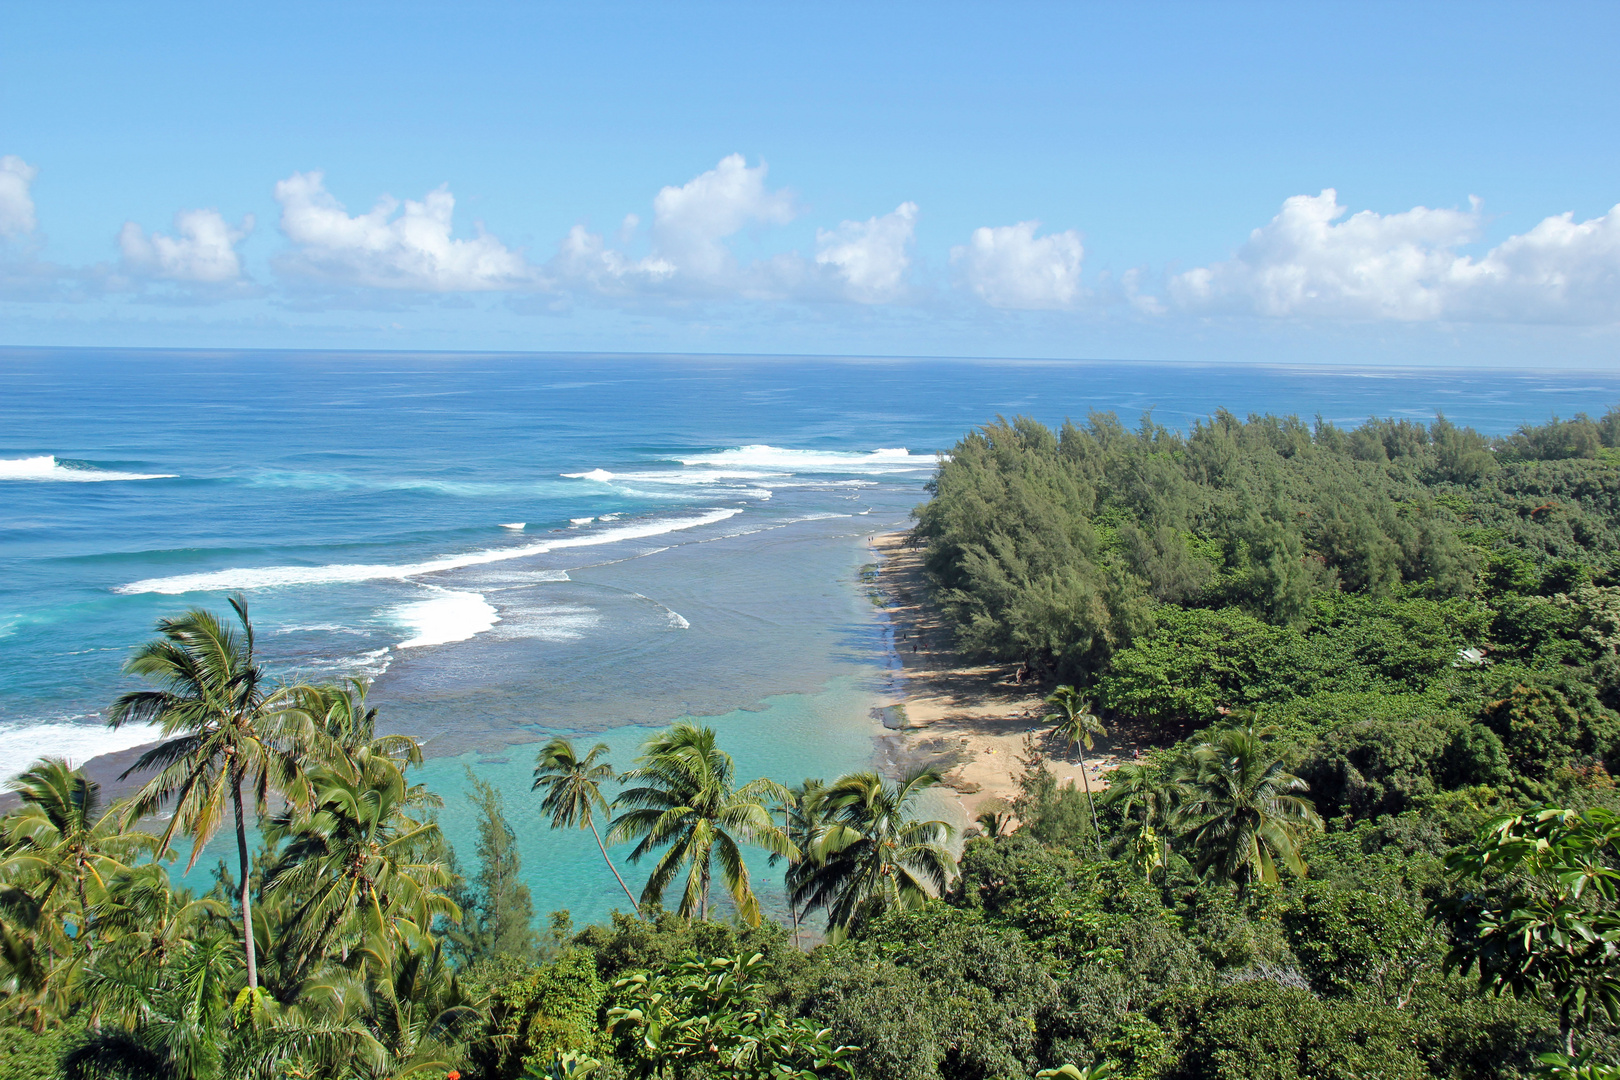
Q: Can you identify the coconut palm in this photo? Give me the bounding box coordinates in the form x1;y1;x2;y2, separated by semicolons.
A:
88;863;227;972
1174;724;1322;884
348;921;479;1080
286;679;421;776
1044;685;1107;853
107;595;316;990
1098;761;1173;880
796;768;956;939
532;737;639;911
263;758;458;986
3;758;149;954
70;930;241;1080
607;724;794;924
769;778;827;950
974;797;1016;838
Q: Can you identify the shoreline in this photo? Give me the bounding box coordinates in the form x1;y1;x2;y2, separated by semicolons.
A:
868;531;1137;830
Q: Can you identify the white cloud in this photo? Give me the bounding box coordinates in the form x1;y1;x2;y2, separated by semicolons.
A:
1170;190;1480;319
815;202;917;303
1170;189;1620;324
650;154;795;280
119;209;253;283
274;171;535;291
952;221;1084;309
554;155;798;295
552;223;675;294
0;156;39;238
1444;204;1620;323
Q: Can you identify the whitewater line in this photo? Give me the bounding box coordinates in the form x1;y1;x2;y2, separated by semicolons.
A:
116;508;743;595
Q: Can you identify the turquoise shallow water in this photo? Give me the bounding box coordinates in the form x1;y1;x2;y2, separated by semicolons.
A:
4;348;1618;923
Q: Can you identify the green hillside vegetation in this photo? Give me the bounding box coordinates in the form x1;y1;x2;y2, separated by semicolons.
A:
3;408;1620;1079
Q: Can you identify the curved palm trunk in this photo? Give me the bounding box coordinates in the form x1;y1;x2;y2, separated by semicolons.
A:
1075;743;1103;855
784;806;801;951
588;817;640;912
232;774;259;990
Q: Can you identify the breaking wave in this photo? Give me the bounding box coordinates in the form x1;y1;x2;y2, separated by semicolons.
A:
0;455;174;482
675;445;935;473
116;508;743;595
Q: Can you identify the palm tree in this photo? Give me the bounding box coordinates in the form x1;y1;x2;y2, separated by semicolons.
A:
3;758;149;954
88;863;227;972
348;921;479;1080
607;724;794;924
263;759;459;984
974;797;1015;838
71;931;241;1080
286;679;421;776
1044;685;1107;854
769;778;826;950
531;737;639;911
1174;724;1322;885
1098;761;1172;880
796;768;956;940
107;595;315;990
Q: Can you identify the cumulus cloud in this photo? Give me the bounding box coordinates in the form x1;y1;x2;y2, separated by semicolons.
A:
0;156;39;238
650;154;795;279
1171;189;1620;324
119;209;253;283
553;155;798;295
951;221;1084;309
274;171;536;291
551;224;675;295
1446;204;1620;323
815;202;917;303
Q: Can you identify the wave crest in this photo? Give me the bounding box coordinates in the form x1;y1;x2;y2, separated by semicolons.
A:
116;508;743;595
675;445;934;473
0;455;174;482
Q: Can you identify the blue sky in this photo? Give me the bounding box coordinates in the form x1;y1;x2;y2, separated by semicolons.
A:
3;1;1618;364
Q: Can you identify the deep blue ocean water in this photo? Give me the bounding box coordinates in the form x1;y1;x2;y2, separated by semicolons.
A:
3;348;1617;922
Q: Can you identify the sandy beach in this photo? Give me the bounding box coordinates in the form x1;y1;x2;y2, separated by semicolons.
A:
869;532;1140;831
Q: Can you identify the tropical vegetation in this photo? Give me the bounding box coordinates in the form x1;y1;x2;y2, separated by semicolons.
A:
2;407;1619;1077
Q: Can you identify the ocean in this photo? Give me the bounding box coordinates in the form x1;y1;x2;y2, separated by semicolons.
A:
2;348;1616;922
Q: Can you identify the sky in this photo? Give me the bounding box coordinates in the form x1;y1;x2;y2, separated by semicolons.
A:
2;1;1618;366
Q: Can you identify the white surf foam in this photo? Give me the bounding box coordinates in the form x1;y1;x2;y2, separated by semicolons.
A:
499;522;526;530
675;445;935;473
0;455;174;482
491;603;601;642
570;516;595;526
290;646;394;680
564;468;783;486
116;508;744;595
0;717;167;776
392;590;500;649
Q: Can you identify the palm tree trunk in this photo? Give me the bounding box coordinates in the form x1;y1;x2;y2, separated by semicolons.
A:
784;805;801;951
589;817;640;912
75;872;94;953
232;774;259;991
1076;748;1103;855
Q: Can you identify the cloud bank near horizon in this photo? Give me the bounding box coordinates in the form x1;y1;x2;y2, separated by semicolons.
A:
2;153;1618;330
